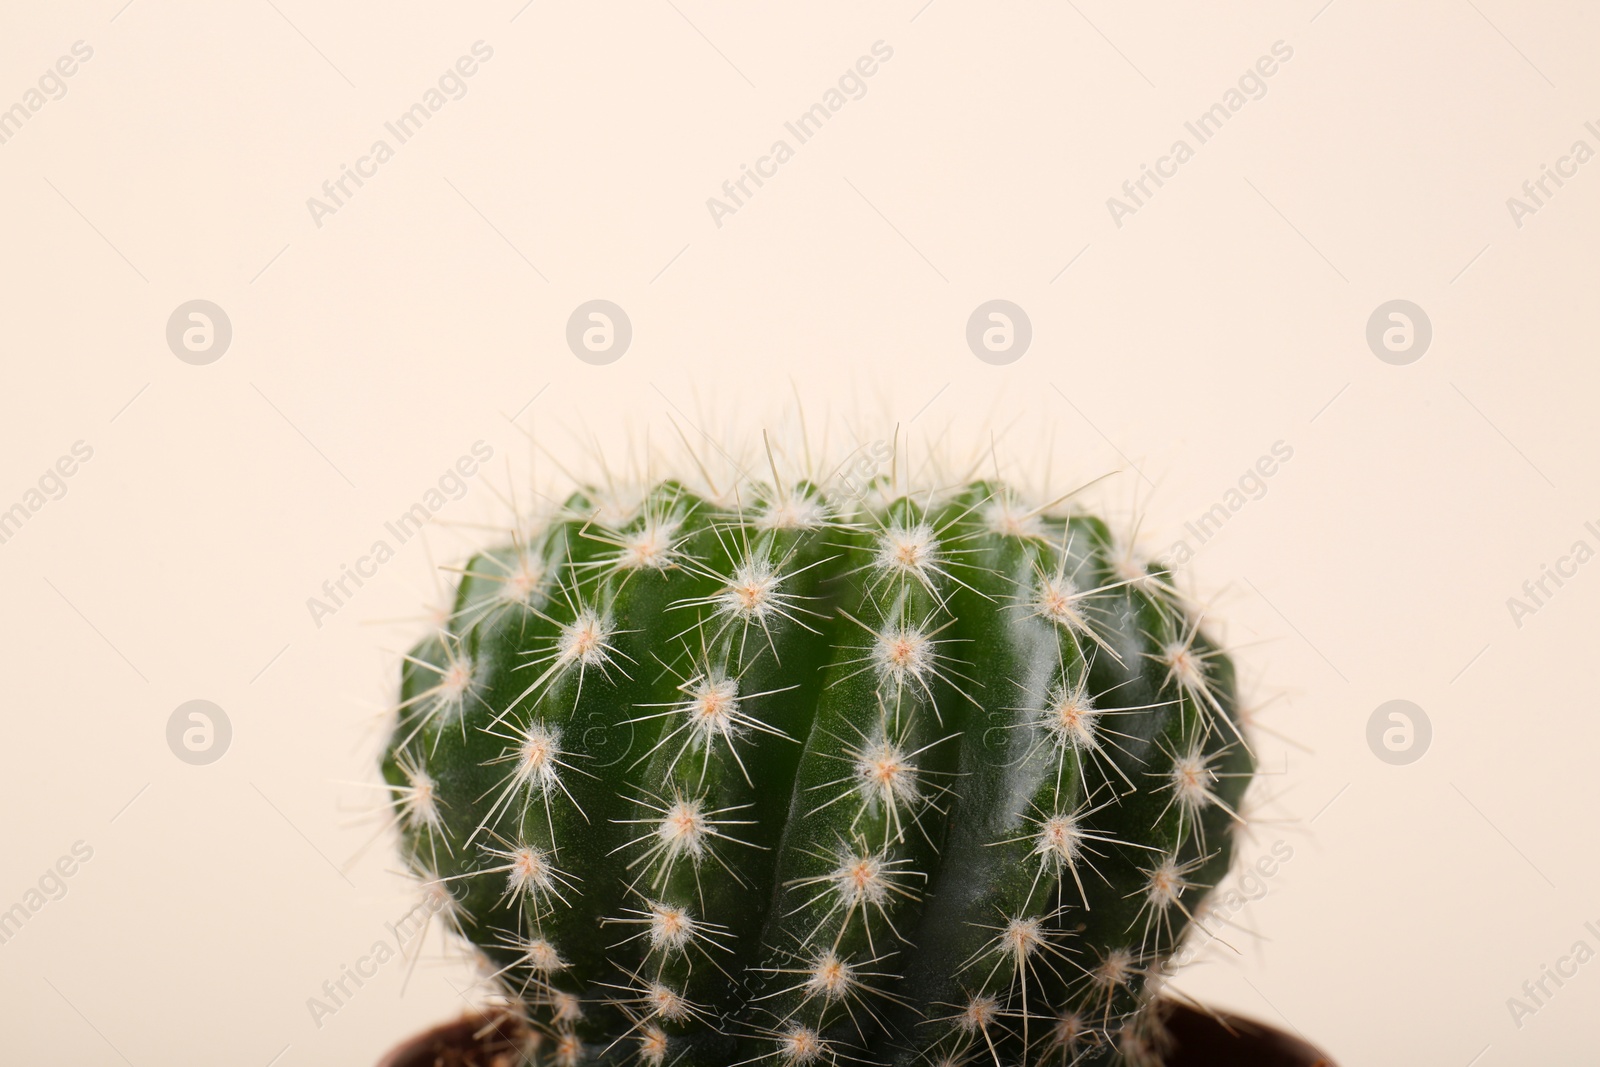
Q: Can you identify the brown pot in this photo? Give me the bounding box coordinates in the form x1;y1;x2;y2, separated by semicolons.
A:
1160;1003;1335;1065
374;1011;532;1067
376;1004;1334;1067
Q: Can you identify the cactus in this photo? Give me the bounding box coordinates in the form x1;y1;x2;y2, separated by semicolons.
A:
380;462;1253;1067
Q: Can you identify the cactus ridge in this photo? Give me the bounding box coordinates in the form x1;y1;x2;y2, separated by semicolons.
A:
382;474;1253;1067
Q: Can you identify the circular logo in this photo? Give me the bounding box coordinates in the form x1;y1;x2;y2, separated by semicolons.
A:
566;300;632;365
1366;699;1431;765
966;300;1032;365
582;718;638;768
1365;300;1431;365
167;700;232;765
166;300;233;365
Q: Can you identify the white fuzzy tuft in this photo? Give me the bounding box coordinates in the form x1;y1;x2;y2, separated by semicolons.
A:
1168;748;1215;816
775;1025;826;1066
1033;575;1092;634
874;523;941;582
646;901;697;953
984;497;1043;539
956;993;1000;1034
853;739;920;812
501;549;547;605
514;722;566;795
637;1025;669;1067
718;558;782;621
802;950;857;1003
1001;915;1047;966
394;752;444;832
655;798;711;863
616;515;682;571
828;850;892;908
520;936;566;974
557;610;615;669
681;674;742;747
645;981;693;1022
1032;812;1085;869
1042;679;1100;754
757;490;828;531
1094;946;1138;989
872;623;934;688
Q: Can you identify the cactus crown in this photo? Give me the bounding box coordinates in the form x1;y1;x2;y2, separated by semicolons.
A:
381;456;1253;1067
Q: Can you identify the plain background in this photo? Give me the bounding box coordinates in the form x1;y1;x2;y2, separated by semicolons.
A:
2;2;1596;1064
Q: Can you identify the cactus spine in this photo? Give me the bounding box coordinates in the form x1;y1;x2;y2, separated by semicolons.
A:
381;466;1252;1067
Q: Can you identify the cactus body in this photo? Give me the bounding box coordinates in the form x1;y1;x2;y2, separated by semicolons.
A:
381;477;1252;1066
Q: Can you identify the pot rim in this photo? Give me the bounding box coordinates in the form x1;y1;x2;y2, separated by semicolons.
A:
374;1001;1334;1067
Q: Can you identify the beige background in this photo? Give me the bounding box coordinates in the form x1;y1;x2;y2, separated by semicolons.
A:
2;1;1597;1064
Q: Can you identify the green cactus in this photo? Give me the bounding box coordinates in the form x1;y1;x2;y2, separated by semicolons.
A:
380;468;1253;1067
